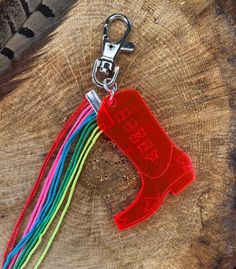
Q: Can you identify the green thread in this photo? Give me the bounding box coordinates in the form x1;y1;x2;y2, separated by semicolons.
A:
19;127;101;268
34;129;102;268
14;119;96;269
14;120;101;268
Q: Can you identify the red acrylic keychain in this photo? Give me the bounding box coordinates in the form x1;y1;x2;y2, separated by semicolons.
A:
87;14;195;230
2;13;196;269
97;89;194;230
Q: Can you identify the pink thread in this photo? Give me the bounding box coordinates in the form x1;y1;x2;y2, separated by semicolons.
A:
9;106;93;269
24;106;93;232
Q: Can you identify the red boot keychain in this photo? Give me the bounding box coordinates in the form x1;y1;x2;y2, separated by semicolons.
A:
2;14;196;268
86;14;195;230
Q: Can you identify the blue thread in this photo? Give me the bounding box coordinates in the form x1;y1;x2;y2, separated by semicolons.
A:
3;112;96;269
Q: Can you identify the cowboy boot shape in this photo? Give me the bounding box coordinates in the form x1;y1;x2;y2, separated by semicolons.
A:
97;89;195;230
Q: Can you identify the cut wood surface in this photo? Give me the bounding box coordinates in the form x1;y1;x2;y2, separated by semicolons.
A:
0;0;236;268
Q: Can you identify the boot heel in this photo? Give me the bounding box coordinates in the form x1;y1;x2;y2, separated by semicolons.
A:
170;168;195;195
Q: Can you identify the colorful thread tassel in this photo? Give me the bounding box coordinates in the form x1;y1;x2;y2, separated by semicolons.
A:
2;100;102;268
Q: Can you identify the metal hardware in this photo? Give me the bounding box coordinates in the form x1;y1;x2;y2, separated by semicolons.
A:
85;90;102;114
92;13;135;89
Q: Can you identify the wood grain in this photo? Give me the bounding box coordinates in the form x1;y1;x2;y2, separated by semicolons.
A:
0;0;236;268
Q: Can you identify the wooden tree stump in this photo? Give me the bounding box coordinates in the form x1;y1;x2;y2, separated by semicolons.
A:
0;1;235;268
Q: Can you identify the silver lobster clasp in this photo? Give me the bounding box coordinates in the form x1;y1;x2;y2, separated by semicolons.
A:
92;14;135;89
